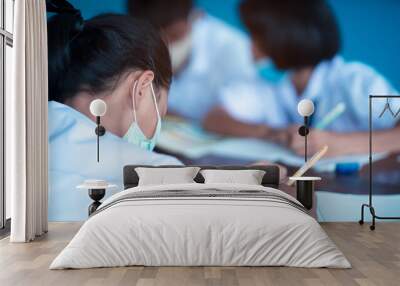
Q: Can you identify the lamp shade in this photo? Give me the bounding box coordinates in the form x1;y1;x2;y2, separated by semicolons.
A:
90;99;107;117
297;99;314;117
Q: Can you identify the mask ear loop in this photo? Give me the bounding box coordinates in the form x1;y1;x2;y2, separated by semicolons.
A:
132;81;139;123
149;82;161;118
132;81;160;136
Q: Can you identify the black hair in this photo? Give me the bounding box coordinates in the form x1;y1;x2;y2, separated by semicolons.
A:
240;0;340;69
127;0;193;29
46;0;172;103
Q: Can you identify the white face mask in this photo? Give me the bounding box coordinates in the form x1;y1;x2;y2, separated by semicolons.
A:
168;31;192;73
123;81;161;151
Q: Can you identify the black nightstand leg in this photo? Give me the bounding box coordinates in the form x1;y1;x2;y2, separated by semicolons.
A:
296;181;314;210
88;189;105;216
88;201;102;216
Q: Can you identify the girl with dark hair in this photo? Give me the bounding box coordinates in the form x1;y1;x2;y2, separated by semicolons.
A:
204;0;400;157
47;0;180;221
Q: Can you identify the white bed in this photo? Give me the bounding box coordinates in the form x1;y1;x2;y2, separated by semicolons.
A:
50;182;350;269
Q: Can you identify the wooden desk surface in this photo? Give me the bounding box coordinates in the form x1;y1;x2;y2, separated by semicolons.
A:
311;153;400;195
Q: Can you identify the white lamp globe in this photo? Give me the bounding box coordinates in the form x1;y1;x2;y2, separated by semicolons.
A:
297;99;314;117
90;99;107;117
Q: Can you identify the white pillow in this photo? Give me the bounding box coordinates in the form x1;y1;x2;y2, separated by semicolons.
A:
135;167;200;186
200;169;266;185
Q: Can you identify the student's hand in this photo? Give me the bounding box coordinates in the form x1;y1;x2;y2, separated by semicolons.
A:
250;161;288;182
288;128;344;157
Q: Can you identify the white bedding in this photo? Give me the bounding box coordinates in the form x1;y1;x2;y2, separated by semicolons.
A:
50;183;350;269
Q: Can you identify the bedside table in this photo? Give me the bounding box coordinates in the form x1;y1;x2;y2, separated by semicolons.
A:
77;180;117;216
289;177;321;210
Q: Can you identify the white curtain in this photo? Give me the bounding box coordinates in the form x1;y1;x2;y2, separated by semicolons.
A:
8;0;48;242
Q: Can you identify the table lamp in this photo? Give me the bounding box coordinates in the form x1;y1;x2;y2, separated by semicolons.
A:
297;99;315;162
89;99;107;162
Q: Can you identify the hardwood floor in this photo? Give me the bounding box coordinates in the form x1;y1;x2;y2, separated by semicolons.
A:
0;222;399;286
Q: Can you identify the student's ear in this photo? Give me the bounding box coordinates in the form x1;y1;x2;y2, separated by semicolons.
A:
137;70;154;95
131;70;154;109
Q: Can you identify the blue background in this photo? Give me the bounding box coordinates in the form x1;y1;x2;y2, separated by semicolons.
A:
68;0;400;90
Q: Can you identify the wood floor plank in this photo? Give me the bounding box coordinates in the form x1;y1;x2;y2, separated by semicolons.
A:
0;222;399;286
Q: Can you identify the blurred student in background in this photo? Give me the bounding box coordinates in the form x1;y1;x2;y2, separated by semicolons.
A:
128;0;256;122
204;0;400;157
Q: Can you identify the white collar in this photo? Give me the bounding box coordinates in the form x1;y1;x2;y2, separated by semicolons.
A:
275;55;343;121
301;55;344;101
279;55;344;102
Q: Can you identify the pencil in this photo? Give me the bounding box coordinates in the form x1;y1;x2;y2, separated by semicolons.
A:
315;102;346;130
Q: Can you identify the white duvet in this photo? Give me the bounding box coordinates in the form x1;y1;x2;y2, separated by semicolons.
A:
50;183;350;269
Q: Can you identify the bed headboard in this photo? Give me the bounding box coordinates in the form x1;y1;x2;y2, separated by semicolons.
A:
123;165;280;189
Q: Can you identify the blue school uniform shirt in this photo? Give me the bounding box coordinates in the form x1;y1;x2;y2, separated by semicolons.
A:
220;56;399;131
48;101;181;221
168;15;256;121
